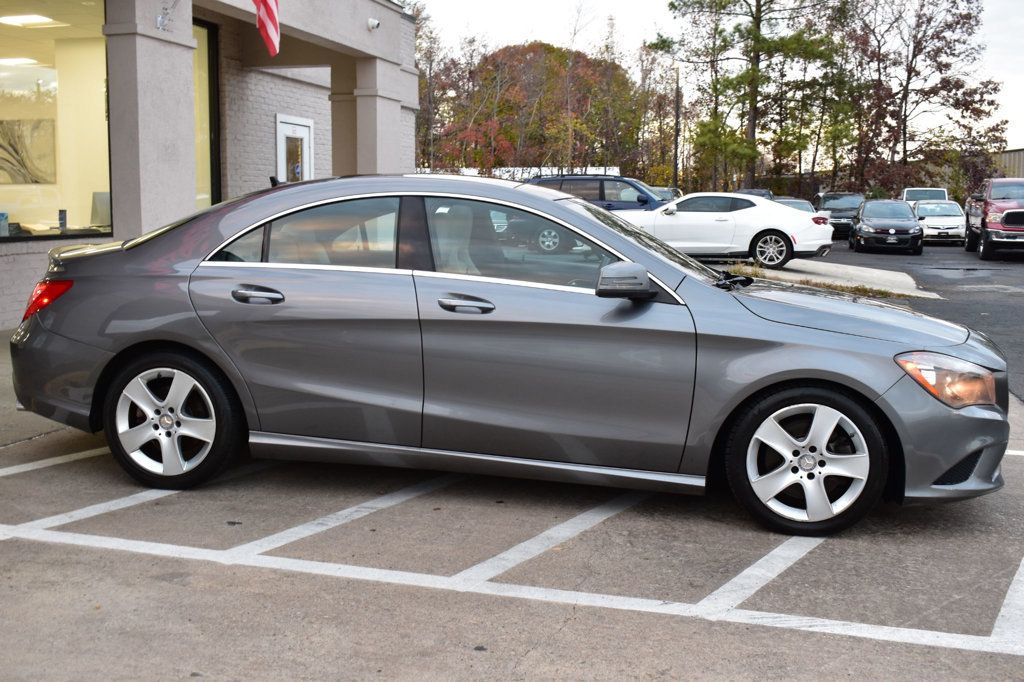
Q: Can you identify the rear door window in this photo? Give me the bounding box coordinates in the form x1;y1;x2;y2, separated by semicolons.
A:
560;179;601;200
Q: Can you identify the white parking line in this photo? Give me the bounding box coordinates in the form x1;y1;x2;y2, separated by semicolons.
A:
1006;449;1023;456
20;489;179;529
451;491;648;585
991;556;1024;645
225;473;464;557
0;522;1020;657
695;536;824;616
0;447;108;477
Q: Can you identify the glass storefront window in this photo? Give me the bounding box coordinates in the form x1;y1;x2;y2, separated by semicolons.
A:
0;1;110;241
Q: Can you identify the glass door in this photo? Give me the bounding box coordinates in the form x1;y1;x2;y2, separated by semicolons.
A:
275;114;314;183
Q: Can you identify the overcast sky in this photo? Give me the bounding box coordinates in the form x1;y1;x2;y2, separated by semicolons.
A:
422;0;1024;149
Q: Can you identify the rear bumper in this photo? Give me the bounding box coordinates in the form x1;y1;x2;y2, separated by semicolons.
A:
10;316;112;432
794;244;832;259
876;375;1009;504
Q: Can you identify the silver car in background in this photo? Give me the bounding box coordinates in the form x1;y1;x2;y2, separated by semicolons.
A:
10;175;1011;535
914;200;967;245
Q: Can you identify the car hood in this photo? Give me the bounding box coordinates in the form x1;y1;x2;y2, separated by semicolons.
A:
988;199;1024;211
733;280;968;347
920;216;963;226
862;217;918;228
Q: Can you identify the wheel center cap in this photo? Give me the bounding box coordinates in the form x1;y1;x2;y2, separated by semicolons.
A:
798;453;816;471
159;414;174;429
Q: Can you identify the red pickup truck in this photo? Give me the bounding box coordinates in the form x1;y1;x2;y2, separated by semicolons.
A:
964;178;1024;260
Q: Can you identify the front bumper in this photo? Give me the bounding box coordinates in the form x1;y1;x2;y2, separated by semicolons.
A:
855;233;922;249
10;315;112;432
987;229;1024;246
876;375;1008;503
922;227;965;241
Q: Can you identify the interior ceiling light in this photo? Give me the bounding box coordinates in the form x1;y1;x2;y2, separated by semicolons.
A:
0;15;69;28
0;57;38;66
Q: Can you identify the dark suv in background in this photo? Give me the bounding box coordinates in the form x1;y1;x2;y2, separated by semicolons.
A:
816;191;865;239
527;174;667;211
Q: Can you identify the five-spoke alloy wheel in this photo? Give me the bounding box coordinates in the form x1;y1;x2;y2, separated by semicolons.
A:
725;386;888;535
103;352;244;488
751;231;792;269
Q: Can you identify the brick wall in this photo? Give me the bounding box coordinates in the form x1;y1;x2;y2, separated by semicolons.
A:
216;18;332;199
0;237;97;329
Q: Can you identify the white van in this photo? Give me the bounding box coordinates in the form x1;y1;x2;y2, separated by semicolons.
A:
901;187;948;202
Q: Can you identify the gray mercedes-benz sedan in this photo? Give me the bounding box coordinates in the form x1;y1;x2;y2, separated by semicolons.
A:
11;176;1010;535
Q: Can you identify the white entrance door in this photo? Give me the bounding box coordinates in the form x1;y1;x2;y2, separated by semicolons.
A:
276;114;314;183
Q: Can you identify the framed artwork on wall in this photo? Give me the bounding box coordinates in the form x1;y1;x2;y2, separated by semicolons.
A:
0;119;56;184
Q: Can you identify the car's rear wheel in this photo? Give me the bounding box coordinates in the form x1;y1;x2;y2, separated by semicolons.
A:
103;352;245;489
751;231;792;269
724;386;888;535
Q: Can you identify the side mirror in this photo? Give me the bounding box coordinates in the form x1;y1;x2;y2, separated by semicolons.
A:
918;215;926;221
970;193;984;201
662;205;677;216
637;194;649;205
595;262;656;300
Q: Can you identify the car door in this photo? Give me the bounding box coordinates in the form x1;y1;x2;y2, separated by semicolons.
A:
413;196;697;473
602;179;650;211
653;195;736;254
188;196;423;445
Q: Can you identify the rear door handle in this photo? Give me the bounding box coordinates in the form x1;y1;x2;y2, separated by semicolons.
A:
232;286;285;304
437;297;495;314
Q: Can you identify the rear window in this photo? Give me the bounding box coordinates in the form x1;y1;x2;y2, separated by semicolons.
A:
821;194;864;210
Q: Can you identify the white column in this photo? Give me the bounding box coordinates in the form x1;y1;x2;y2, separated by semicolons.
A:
104;0;196;237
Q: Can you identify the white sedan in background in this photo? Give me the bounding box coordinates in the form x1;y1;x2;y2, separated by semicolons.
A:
913;200;966;245
618;192;834;269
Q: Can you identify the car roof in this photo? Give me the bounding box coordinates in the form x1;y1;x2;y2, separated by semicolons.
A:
992;177;1024;184
864;198;907;203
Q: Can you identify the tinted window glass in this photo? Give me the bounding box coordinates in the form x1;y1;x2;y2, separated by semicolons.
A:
730;198;756;211
821;194;864;209
604;180;641;202
991;183;1024;200
678;196;733;212
267;197;399;268
211;225;265;262
560;179;601;200
534;178;562;189
424;197;616;289
862;202;915;219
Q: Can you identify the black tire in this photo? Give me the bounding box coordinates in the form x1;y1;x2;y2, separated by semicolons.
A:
964;226;979;252
910;244;923;255
978;230;996;261
751;231;792;269
853;236;865;253
102;351;246;489
724;385;889;536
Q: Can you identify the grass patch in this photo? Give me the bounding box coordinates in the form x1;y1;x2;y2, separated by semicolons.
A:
728;265;897;299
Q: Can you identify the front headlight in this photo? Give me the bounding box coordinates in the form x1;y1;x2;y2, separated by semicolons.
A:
910;226;922;234
860;226;875;233
895;352;996;408
986;212;1004;223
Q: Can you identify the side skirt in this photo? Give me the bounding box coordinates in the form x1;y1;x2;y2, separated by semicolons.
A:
248;431;706;495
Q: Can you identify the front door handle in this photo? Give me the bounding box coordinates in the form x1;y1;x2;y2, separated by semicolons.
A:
232;286;285;304
714;217;729;222
437;297;495;314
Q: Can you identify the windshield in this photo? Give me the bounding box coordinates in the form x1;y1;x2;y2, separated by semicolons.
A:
904;189;946;201
633;179;664;199
821;194;864;209
991;183;1024;200
915;202;963;217
562;198;720;283
778;199;813;213
863;202;915;219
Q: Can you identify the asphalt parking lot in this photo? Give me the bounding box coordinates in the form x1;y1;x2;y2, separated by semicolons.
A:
2;349;1024;678
825;240;1024;400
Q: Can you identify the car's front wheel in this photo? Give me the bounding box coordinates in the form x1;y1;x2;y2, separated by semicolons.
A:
724;386;888;535
964;225;979;252
751;231;792;269
103;352;245;489
978;230;997;261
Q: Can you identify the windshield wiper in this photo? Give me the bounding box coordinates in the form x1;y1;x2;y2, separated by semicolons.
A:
714;271;754;290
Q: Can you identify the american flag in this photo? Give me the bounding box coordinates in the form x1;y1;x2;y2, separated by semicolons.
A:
251;0;280;57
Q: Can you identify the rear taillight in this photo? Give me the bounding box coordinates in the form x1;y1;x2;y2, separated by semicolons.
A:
23;280;73;321
812;216;829;225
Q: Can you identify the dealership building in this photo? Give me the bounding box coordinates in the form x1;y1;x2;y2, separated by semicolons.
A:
0;0;417;327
